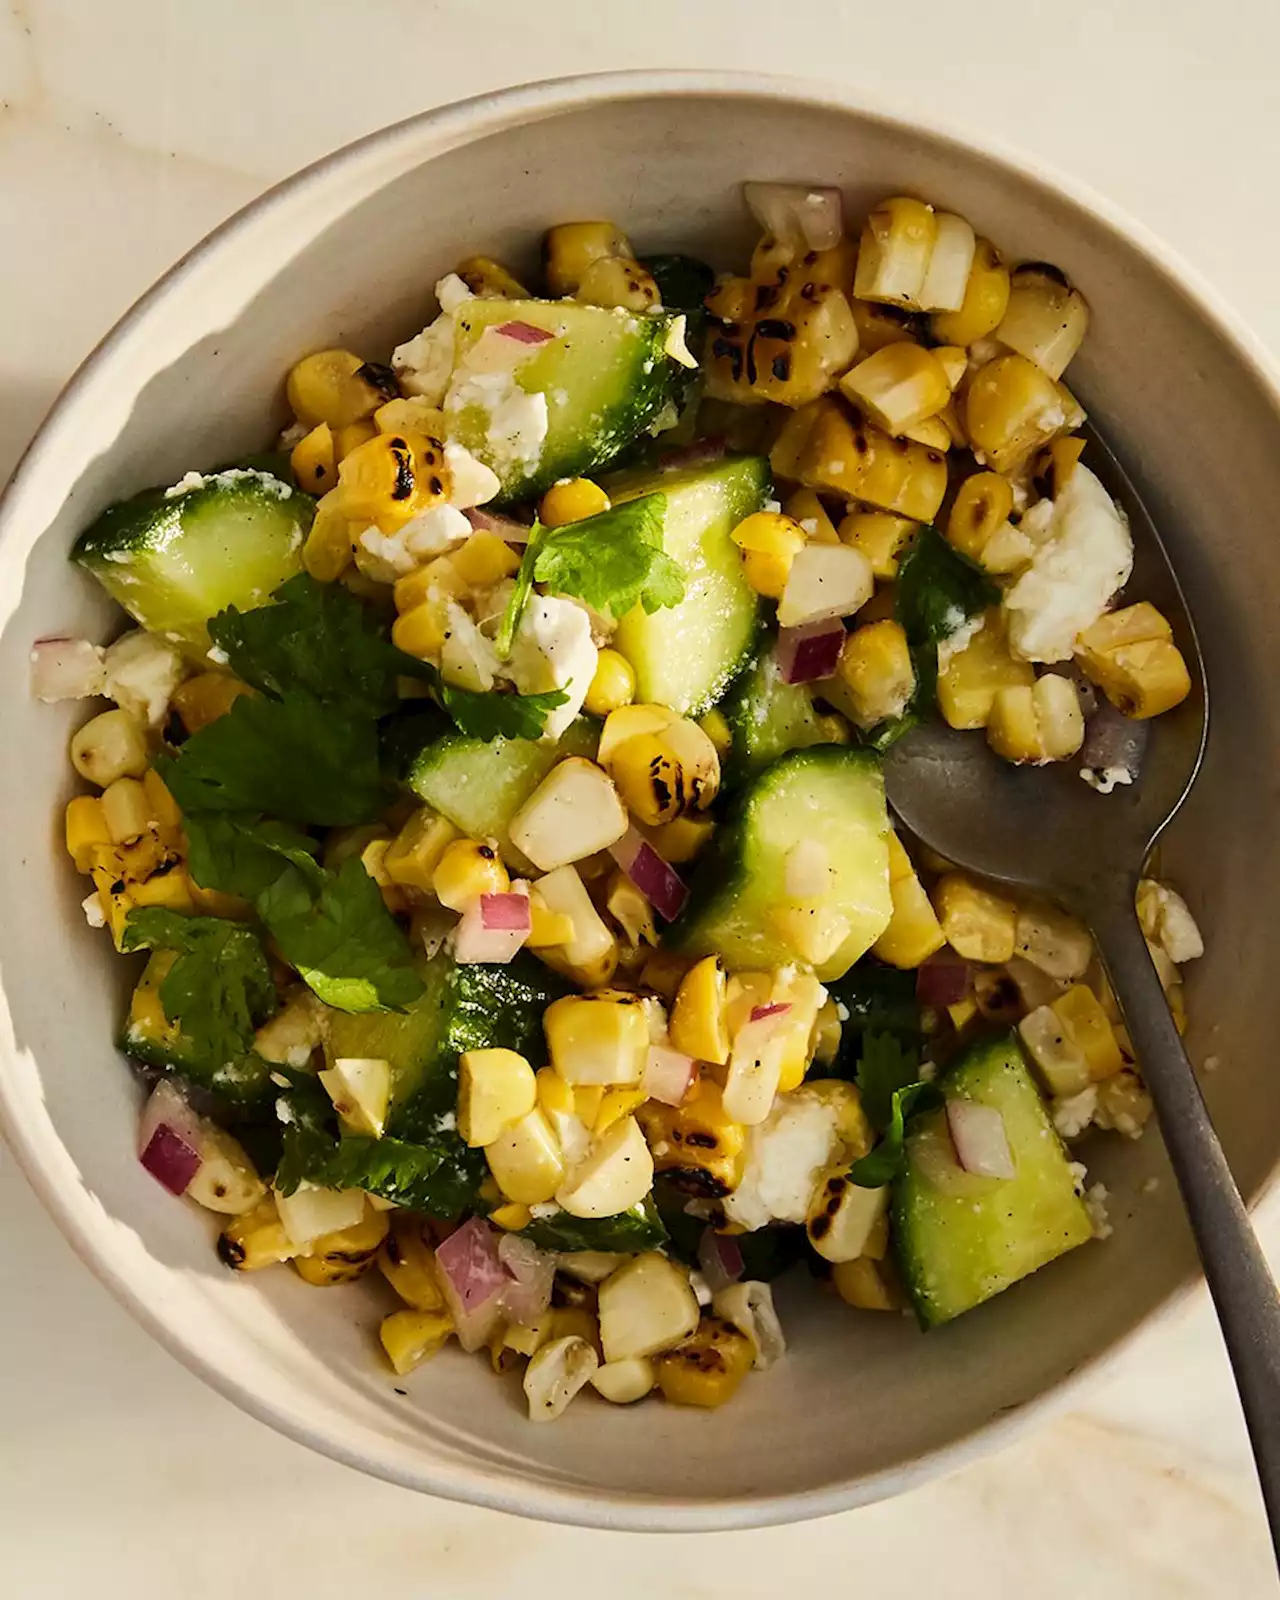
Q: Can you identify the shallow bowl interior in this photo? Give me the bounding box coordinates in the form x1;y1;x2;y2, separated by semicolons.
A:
2;73;1278;1531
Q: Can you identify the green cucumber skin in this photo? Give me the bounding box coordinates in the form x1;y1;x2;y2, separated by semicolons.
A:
120;956;272;1106
722;644;829;786
668;745;892;981
447;299;681;504
608;454;767;718
73;470;311;654
893;1032;1095;1329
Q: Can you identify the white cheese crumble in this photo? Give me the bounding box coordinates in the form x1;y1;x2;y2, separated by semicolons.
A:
443;441;500;510
1084;1181;1113;1240
437;1110;457;1133
103;629;187;727
403;502;472;559
1051;1085;1098;1139
206;644;230;668
506;592;598;739
440;599;501;693
81;892;106;929
163;467;292;500
1002;465;1133;662
1079;764;1134;795
935;611;985;674
723;1088;844;1232
358;526;418;582
446;369;548;474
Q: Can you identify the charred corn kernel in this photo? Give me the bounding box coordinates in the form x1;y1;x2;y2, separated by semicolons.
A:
290;422;337;495
655;1315;754;1408
98;777;149;846
639;947;694;1001
934;872;1018;963
286;349;390;429
1052;985;1124;1081
987;675;1084;763
378;1218;445;1310
930;238;1011;347
593;1086;647;1135
577;254;661;311
936;612;1035;729
947;471;1016;565
459;1048;538;1148
390;599;449;661
773;398;949;522
70;708;148;788
523;1334;599;1421
526;886;575;948
545;991;649;1086
851;298;919;354
337;428;450;533
873;833;946;969
485;1107;565;1205
606;871;657;948
432;837;508;911
293;1206;390;1286
838;510;916;580
489;1311;554;1371
1094;1069;1154;1137
302;489;355;582
638;1079;746;1199
374;395;445;436
965;354;1069;473
833;1256;903;1311
854;196;938;309
839;342;951;435
456;254;528;298
217;1197;297;1272
997;266;1089;380
383;809;459;893
730;511;807;600
65;795;111;872
583;649;636;718
543;221;633;295
670;956;730;1066
170;672;253;735
826;620;915;731
784;487;840;544
597;702;679;766
380;1308;453;1375
129;868;195;912
451;530;521;588
490;1202;534;1232
607;718;720;826
1075;603;1191;718
539;477;611;527
807;1172;889;1263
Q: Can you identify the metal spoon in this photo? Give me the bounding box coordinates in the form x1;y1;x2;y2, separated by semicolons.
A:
882;426;1280;1562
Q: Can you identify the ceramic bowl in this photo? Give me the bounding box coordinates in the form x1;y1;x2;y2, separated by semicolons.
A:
2;71;1278;1532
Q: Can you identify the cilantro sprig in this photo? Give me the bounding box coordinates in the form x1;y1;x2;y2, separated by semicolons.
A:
845;1029;941;1188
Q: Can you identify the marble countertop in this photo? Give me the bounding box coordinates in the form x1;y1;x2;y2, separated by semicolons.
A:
3;1;1279;1592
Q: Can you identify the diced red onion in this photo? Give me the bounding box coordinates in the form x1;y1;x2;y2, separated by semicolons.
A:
496;1233;555;1326
642;1044;697;1107
775;619;846;685
435;1217;510;1350
30;636;106;702
453;898;530;965
480;893;532;932
496;320;555;346
916;953;972;1009
743;182;845;252
697;1227;745;1295
608;828;688;923
137;1079;206;1196
658;437;727;472
946;1099;1016;1179
1081;699;1148;781
465;506;534;544
750;1002;792;1023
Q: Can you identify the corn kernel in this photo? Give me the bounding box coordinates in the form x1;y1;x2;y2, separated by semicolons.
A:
638;948;694;1001
670;955;730;1066
1075;604;1191;719
774;398;949;522
965;354;1068;473
290;422;338;495
485;1107;564;1205
490;1202;534;1231
987;675;1084;764
432;837;509;911
459;1048;538;1148
456;255;529;298
838;510;916;580
287;349;386;429
643;815;715;864
572;1084;605;1127
947;471;1015;566
169;672;253;735
379;1308;453;1375
65;795;111;873
100;776;151;846
545;991;649;1086
337;428;451;533
873;833;946;968
730;511;807;600
854;196;938;309
654;1315;754;1408
593;1086;647;1134
526;885;575;948
1052;984;1124;1081
379;1218;445;1310
129;868;195;913
597;1252;700;1363
826;619;915;731
217;1197;297;1272
638;1079;746;1198
584;649;636;717
142;768;182;841
383;808;459;892
302;489;356;583
70;708;149;788
606;719;720;826
605;871;656;949
783;487;840;545
539;477;611;527
374;396;445;436
390;598;449;661
451;530;521;588
936;611;1035;729
544;222;633;294
832;1256;903;1311
934;872;1018;963
930;238;1011;347
292;1206;390;1286
838;342;951;435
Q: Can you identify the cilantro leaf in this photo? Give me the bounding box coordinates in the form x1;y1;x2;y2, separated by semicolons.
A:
517;1202;667;1255
496;525;543;659
121;908;276;1073
158;691;386;826
182;810;322;902
208;574;404;716
846;1079;941;1188
854;1029;923;1133
533;493;682;619
895;526;998;648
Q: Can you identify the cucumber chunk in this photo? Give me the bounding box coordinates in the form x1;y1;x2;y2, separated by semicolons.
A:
121;953;271;1105
722;644;829;784
73;468;311;655
893;1032;1094;1328
446;298;682;503
607;455;767;716
669;746;892;980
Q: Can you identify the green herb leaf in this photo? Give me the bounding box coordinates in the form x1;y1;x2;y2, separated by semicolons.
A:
182;810;322;902
895;526;998;648
847;1079;942;1188
533;493;682;619
517;1201;667;1255
496;525;543;659
854;1029;924;1134
639;254;715;316
428;665;568;742
121;908;277;1072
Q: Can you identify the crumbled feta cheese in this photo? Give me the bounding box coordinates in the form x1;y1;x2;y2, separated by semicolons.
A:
1067;1159;1088;1194
443;441;500;509
1079;764;1134;795
663;315;698;368
722;1088;844;1231
1137;878;1204;964
357;526;417;581
437;1110;458;1134
440;599;501;693
764;499;783;514
393;315;456;404
1051;1085;1098;1139
1002;465;1133;662
81;892;106;929
935;611;985;674
506;593;598;739
528;1202;560;1220
446;369;548;474
402;502;472;559
103;629;187;727
435;272;474;316
278;420;309;451
165;470;208;498
1084;1181;1113;1240
163;466;291;500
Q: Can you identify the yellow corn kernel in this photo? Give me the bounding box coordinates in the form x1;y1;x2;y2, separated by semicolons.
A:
965;354;1069;473
811;997;843;1065
947;471;1016;566
455;254;528;298
930;238;1011;347
89;861;131;946
302;489;356;583
572;1084;605;1127
70;708;149;789
770;967;827;1094
374;396;445;436
290;422;337;496
777;398;949;523
217;1197;297;1272
594;1085;647;1135
100;776;152;845
900;414;952;452
380;1308;453;1376
382;809;458;893
606;718;720;827
129;868;195;913
549;1305;602;1353
490;1203;534;1232
638;1079;746;1199
838;510;916;580
526;886;575;948
987;675;1084;764
832;1256;903;1312
451;530;522;588
432;837;509;911
949;996;979;1031
65;795;111;873
337;428;450;533
539;477;611;527
644;818;715;870
188;880;252;920
390;599;449;661
873;833;946;969
543;221;633;295
934;872;1018;963
544;991;649;1086
293;1206;390;1286
654;1315;755;1408
169;672;252;736
583;649;636;718
485;1108;564;1205
932;346;968;390
286;349;387;430
724;971;774;1038
577;254;661;311
853;196;938;308
783;487;840;545
1052;985;1124;1081
597;703;679;766
670;955;730;1066
838;342;951;435
606;871;657;949
851;298;919;354
1074;604;1191;719
825;620;915;731
638;948;694;1002
730;511;807;601
459;1047;538;1148
936;611;1035;729
696;709;733;757
141;768;181;840
378;1218;445;1310
535;1064;576;1119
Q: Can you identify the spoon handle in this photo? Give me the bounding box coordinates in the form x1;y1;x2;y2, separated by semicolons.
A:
1089;890;1280;1561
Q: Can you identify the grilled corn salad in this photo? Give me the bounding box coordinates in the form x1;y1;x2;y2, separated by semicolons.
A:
39;184;1204;1418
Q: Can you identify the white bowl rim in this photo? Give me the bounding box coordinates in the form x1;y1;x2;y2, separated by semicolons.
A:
3;67;1279;1533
